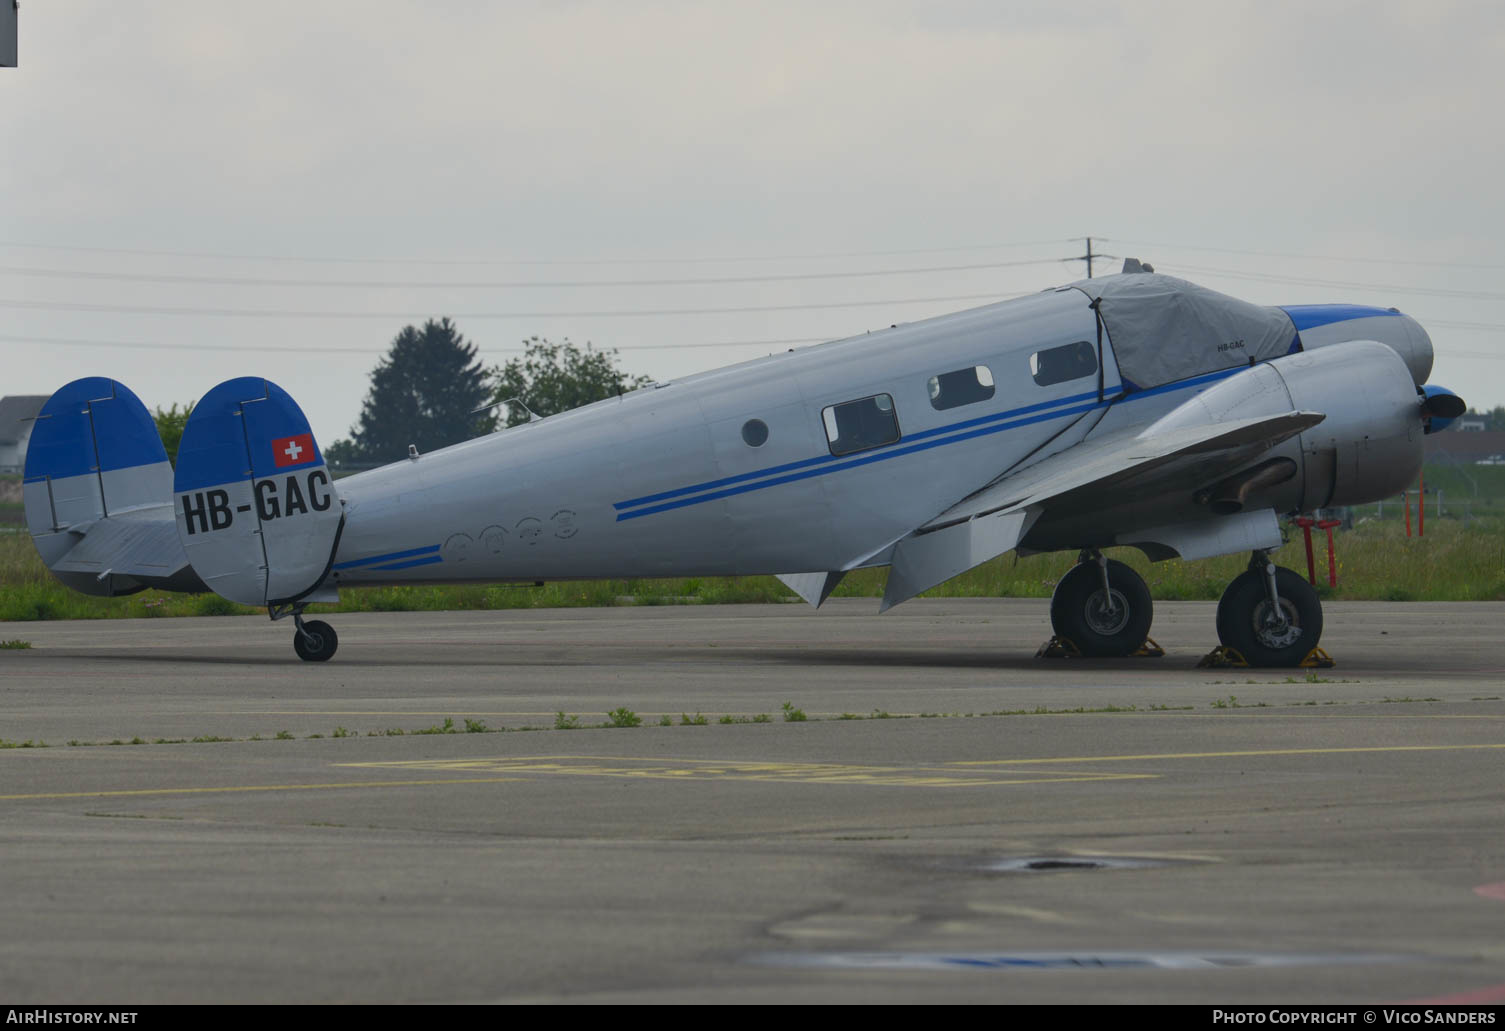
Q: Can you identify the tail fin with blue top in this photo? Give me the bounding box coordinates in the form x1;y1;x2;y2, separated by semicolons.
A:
23;378;199;596
173;377;344;608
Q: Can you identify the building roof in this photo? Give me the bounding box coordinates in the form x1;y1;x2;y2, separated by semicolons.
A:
0;395;48;445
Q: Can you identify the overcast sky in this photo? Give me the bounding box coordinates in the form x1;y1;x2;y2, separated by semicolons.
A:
4;1;1503;445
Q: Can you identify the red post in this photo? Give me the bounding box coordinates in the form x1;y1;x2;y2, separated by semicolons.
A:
1418;473;1425;537
1292;516;1316;585
1403;491;1412;537
1318;518;1341;587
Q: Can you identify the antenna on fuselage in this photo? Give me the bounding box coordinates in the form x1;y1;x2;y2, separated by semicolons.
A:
473;397;542;427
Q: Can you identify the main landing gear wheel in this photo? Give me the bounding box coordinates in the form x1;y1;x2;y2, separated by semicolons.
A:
293;619;338;663
1216;565;1322;668
1050;557;1153;658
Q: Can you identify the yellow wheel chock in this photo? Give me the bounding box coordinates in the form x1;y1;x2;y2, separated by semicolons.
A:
1036;636;1164;659
1195;645;1336;669
1298;646;1336;669
1035;635;1082;659
1196;645;1250;668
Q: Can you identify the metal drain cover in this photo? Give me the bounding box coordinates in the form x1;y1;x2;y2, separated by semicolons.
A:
986;856;1166;872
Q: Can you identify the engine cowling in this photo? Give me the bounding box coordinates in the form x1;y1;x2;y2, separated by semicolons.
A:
1148;339;1424;513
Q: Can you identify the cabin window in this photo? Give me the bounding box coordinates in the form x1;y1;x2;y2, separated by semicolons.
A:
927;365;995;411
1030;341;1097;387
822;394;900;457
741;419;769;447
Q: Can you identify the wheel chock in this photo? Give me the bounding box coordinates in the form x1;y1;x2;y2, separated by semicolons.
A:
1196;646;1250;669
1298;646;1336;669
1035;635;1082;659
1131;637;1165;658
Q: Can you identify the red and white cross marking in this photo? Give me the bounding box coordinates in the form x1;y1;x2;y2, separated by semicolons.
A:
272;433;316;468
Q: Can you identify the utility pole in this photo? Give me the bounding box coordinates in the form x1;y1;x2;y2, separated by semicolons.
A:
1067;236;1111;279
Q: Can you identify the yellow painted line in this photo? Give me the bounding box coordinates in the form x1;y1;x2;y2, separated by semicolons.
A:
0;777;523;801
337;755;1157;788
952;744;1505;766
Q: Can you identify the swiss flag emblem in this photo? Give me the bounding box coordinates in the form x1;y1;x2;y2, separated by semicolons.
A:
273;433;316;468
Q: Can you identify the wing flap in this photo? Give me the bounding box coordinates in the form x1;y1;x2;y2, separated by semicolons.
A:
880;508;1036;612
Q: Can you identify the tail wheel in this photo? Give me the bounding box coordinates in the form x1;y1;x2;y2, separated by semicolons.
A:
1049;559;1153;657
293;619;338;663
1216;567;1322;667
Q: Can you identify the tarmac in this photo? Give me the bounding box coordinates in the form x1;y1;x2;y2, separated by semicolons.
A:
2;599;1504;1004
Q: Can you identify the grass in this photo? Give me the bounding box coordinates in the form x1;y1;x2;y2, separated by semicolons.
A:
14;690;1501;750
4;490;1505;624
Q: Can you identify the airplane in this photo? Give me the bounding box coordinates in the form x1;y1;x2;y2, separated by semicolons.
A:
20;262;1465;666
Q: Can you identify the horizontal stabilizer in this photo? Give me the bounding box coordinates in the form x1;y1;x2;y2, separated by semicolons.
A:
48;508;208;594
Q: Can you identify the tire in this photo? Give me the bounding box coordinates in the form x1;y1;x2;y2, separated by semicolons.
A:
1049;559;1153;658
293;619;338;663
1216;567;1322;668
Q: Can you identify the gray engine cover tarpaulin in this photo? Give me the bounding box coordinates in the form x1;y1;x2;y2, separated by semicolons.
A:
1068;273;1297;391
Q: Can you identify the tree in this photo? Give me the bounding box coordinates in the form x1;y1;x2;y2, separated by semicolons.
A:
153;402;194;466
491;337;652;428
329;318;495;468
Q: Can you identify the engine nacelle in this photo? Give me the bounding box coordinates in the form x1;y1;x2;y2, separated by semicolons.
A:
1148;339;1423;513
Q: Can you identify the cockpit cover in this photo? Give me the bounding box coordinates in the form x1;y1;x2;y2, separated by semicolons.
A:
1067;273;1297;391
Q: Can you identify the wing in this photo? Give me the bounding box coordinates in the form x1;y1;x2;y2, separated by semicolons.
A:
878;410;1322;612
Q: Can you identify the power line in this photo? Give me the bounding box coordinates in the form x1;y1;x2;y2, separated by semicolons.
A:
0;256;1059;291
1118;239;1505;272
0;291;1025;320
1153;262;1505;302
0;333;830;355
0;238;1071;268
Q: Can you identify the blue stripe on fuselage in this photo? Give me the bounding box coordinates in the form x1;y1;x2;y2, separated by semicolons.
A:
332;543;440;571
613;387;1107;513
612;365;1248;523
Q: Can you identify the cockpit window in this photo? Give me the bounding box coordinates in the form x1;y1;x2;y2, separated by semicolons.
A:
1030;341;1098;386
927;365;995;411
822;394;900;456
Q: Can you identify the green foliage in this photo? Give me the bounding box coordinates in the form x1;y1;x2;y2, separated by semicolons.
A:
606;707;641;728
0;639;30;649
274;730;294;740
491;337;652;427
679;712;708;726
152;402;195;466
330;318;495;469
463;718;488;733
554;711;581;730
782;702;807;722
413;717;456;735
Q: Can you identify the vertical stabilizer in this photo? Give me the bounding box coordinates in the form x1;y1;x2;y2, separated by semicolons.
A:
22;378;183;596
173;378;342;607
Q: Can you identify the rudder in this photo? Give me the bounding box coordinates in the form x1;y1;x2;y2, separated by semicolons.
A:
173;378;343;607
22;378;186;596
